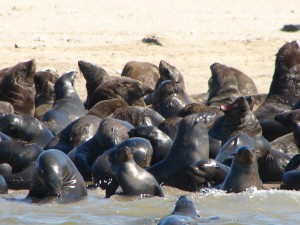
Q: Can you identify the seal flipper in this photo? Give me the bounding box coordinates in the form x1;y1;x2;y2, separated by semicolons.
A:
105;178;119;198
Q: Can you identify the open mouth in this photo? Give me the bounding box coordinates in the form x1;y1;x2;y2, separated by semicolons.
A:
220;97;241;111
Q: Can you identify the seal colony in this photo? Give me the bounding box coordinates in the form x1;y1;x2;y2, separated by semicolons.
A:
0;41;299;221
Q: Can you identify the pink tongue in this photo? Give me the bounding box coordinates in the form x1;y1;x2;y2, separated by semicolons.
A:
220;99;240;111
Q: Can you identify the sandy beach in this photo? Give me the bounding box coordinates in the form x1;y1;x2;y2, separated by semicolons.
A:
0;0;299;100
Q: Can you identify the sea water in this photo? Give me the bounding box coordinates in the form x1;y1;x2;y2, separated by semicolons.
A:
1;186;299;225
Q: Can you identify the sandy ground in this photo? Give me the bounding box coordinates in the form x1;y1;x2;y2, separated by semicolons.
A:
0;0;299;100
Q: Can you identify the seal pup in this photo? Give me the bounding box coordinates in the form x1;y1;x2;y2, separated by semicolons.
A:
108;145;163;197
219;145;263;193
0;59;36;116
254;41;300;141
88;77;153;109
34;70;59;96
148;113;209;187
158;196;199;225
26;149;87;204
78;60;111;108
112;106;165;127
0;114;53;148
42;70;86;134
92;137;153;190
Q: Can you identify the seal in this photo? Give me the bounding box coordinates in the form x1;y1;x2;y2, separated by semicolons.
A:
0;114;53;148
129;125;173;165
218;145;263;193
108;145;163;197
34;80;56;120
151;60;186;109
0;141;43;189
148;113;209;188
206;62;241;108
87;77;153;109
26;149;87;204
69;118;134;181
34;70;59;96
112;106;165;127
78;60;111;108
158;195;199;225
155;80;191;118
121;61;159;89
281;154;300;190
42;70;86;134
92;137;153;190
254;41;300;141
220;96;262;144
86;98;128;118
0;59;36;116
44;115;102;154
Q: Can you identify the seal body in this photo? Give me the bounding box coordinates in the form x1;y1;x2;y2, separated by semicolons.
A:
42;71;86;134
148;114;209;188
108;146;163;197
26;149;87;203
219;146;263;193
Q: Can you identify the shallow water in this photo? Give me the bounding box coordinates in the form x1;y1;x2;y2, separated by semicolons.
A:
2;186;300;225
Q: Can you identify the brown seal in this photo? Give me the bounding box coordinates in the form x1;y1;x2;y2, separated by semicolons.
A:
88;77;153;109
86;98;128;118
0;59;36;116
254;41;300;141
78;60;111;108
121;61;159;89
220;96;262;144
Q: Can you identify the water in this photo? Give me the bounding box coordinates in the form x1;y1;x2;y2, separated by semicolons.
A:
1;186;300;225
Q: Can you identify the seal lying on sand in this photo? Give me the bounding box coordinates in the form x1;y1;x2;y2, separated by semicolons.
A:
26;149;87;204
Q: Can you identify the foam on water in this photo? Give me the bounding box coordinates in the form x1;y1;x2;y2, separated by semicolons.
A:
1;187;300;224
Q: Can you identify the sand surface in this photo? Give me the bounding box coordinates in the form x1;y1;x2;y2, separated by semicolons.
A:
0;0;299;100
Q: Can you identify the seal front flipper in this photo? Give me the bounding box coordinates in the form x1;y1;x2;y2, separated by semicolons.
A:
105;178;119;198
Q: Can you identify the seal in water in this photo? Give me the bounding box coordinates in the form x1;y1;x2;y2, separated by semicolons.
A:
26;149;87;204
0;59;36;116
158;195;199;225
218;145;263;193
108;145;163;197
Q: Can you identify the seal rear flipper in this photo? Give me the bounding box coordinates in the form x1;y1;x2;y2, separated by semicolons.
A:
105;178;119;198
